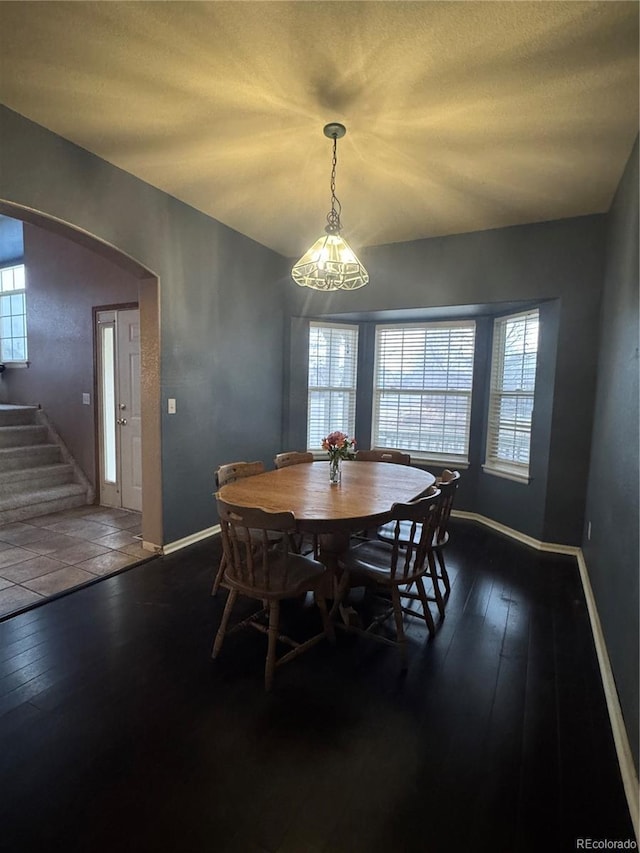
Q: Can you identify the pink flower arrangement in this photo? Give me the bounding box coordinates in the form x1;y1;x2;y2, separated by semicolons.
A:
322;431;356;461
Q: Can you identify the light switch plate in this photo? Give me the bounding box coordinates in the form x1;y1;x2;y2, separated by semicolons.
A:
168;398;176;414
82;393;90;405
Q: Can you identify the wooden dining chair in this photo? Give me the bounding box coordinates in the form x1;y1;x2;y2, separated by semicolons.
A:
355;449;411;465
352;449;411;541
213;498;334;690
377;469;461;618
211;460;268;597
274;450;317;556
274;450;314;468
429;469;461;597
336;486;441;670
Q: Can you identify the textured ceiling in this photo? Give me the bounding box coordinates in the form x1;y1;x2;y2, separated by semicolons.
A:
0;1;638;257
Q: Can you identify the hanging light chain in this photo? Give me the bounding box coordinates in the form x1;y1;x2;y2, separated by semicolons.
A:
326;134;342;233
291;121;369;290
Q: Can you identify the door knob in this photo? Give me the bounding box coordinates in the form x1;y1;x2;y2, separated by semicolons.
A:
116;418;127;426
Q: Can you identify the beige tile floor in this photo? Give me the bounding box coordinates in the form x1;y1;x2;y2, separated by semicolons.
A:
0;505;151;620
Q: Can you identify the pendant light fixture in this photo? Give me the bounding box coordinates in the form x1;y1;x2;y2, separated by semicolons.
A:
292;122;369;291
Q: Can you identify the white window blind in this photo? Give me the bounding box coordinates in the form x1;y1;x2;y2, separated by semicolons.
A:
0;264;28;363
372;321;476;460
307;322;358;450
485;309;539;478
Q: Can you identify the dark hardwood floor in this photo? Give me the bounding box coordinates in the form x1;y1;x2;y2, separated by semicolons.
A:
0;520;634;853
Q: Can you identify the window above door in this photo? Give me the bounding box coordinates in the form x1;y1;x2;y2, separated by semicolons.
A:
0;263;28;365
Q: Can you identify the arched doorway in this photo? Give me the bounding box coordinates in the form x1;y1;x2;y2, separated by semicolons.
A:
0;201;162;551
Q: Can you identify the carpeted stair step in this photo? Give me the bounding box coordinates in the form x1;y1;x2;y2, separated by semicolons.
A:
0;405;39;427
0;424;49;448
0;405;92;522
0;483;88;525
0;444;63;471
0;463;76;497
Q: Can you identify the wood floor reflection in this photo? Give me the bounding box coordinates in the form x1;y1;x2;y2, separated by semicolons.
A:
0;520;634;853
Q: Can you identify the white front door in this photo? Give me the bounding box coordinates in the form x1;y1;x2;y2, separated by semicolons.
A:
97;308;142;512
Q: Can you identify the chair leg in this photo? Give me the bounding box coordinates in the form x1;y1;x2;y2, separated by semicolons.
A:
212;589;237;658
315;592;335;644
211;553;227;597
427;551;446;619
329;569;351;621
435;548;451;594
390;586;408;671
265;600;280;691
414;576;436;636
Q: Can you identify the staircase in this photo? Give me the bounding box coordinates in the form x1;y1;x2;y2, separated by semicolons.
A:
0;405;92;524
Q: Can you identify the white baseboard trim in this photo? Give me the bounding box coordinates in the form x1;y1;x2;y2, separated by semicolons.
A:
452;509;639;840
451;510;581;556
161;524;221;555
575;550;640;844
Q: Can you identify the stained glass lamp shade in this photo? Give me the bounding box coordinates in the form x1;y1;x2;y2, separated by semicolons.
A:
292;123;368;292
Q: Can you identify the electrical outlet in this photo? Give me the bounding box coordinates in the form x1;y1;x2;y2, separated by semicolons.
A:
168;398;176;414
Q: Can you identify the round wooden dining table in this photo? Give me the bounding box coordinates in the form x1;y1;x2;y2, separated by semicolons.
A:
218;460;436;619
217;460;435;536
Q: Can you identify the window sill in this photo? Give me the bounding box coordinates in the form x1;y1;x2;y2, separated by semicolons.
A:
1;361;30;369
408;455;469;471
482;463;531;484
308;450;470;470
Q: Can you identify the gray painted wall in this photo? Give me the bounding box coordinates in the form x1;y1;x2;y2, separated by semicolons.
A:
583;138;639;772
0;106;288;543
286;216;605;545
1;222;140;487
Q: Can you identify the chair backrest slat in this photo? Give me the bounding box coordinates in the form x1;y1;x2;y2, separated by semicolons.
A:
355;449;411;465
215;460;265;489
216;497;297;593
274;451;314;469
386;486;440;581
434;469;461;544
